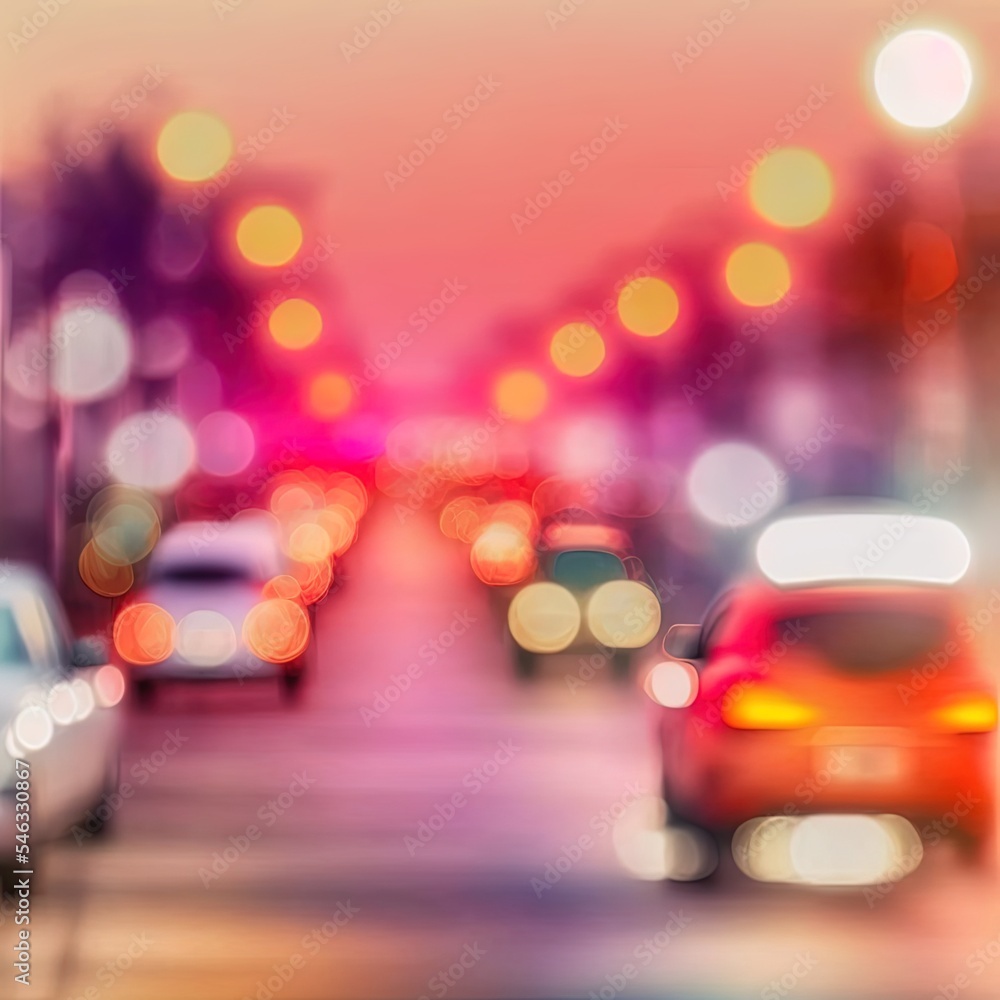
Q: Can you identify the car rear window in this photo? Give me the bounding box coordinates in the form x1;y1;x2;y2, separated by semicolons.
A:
551;550;626;591
773;609;950;674
151;564;256;584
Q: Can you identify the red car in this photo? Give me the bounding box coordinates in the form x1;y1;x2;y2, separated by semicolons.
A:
648;513;996;883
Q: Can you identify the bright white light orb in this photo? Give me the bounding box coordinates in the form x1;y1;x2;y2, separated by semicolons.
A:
14;705;54;751
874;30;972;128
646;660;699;708
107;412;196;492
71;678;96;721
686;442;785;528
51;305;132;403
47;682;78;725
790;815;894;885
175;610;238;667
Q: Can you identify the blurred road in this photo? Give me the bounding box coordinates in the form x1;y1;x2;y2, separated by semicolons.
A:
7;502;1000;1000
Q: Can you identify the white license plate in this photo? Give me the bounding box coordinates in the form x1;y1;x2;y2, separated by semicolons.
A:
820;745;903;782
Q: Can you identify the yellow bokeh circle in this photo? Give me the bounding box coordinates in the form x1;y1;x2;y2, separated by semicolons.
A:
550;323;606;377
236;205;303;267
269;299;323;350
617;277;680;337
157;112;232;183
494;371;548;422
750;148;833;229
725;243;791;307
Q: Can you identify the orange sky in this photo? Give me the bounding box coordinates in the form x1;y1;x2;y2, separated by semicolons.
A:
3;0;998;400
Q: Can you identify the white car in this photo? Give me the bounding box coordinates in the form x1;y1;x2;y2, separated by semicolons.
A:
0;565;122;888
119;517;312;701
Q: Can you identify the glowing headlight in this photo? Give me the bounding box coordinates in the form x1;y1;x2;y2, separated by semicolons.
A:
14;705;54;752
47;682;78;726
508;583;581;654
586;580;661;649
175;610;238;667
733;813;922;885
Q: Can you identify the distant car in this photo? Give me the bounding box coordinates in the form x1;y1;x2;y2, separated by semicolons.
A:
507;519;661;679
116;517;312;702
648;512;995;884
0;565;122;892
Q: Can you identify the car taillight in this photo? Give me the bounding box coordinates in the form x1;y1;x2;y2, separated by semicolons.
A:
721;685;819;730
935;694;998;733
113;602;175;665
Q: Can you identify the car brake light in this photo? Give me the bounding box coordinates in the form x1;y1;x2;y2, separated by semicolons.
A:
722;685;819;730
113;603;175;665
935;694;998;733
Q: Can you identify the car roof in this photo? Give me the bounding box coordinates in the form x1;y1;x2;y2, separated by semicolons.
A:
0;563;54;599
706;576;960;624
540;522;631;554
150;518;284;577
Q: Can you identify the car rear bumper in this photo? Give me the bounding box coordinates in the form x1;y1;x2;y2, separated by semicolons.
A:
668;725;994;835
129;655;294;682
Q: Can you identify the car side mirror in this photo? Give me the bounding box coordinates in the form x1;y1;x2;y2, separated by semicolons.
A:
662;623;702;663
622;556;648;583
71;636;109;669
